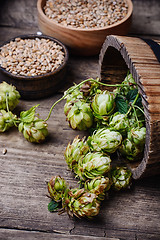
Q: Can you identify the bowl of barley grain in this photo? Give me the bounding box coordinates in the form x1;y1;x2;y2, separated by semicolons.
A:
0;34;68;99
37;0;133;56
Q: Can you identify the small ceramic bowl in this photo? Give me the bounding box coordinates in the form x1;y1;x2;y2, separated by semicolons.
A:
0;34;68;99
37;0;133;56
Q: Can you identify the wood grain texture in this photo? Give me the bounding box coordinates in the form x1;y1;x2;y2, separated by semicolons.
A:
98;35;160;179
0;229;119;240
0;0;160;239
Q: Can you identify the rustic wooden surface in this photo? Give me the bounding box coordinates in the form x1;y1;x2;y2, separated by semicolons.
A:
0;0;160;240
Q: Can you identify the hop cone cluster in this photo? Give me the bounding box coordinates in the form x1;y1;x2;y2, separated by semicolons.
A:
0;81;20;110
47;176;100;219
0;109;17;132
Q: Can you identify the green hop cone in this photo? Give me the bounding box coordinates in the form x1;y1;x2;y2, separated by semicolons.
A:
64;135;90;170
114;73;137;96
48;175;68;202
64;188;100;219
0;109;17;132
110;166;132;191
87;128;122;154
91;90;115;121
84;176;110;202
76;152;111;181
0;81;20;110
18;105;48;143
66;100;93;130
109;112;129;136
119;138;142;161
64;85;83;103
127;127;146;148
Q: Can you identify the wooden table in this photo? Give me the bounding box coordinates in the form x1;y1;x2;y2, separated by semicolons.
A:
0;1;160;239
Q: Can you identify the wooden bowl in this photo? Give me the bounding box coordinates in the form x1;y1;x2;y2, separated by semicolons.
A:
37;0;133;56
98;35;160;179
0;34;68;100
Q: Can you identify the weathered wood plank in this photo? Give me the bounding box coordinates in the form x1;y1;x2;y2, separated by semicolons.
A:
0;229;119;240
0;98;160;240
0;0;160;239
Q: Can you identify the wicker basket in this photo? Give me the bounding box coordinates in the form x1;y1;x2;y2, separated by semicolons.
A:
98;35;160;179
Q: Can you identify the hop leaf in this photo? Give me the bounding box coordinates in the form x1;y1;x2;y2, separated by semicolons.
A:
20;105;39;123
0;81;20;110
48;199;61;212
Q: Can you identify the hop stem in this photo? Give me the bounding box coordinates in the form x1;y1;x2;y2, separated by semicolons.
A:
126;92;140;116
44;78;129;121
5;92;18;127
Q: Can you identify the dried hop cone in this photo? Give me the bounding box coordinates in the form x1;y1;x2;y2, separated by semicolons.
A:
91;90;115;121
66;100;93;130
0;81;20;110
80;79;101;98
110;167;132;191
87;128;122;154
64;188;100;219
76;152;111;181
84;176;110;202
48;175;69;202
0;109;17;132
18;105;48;143
64;135;90;170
